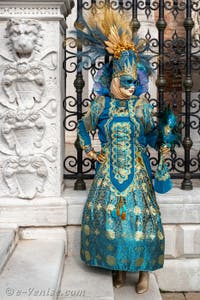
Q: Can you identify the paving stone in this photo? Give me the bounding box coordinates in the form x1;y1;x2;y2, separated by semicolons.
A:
184;293;200;300
161;293;186;300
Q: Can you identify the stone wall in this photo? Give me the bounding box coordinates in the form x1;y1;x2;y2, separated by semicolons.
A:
0;0;74;224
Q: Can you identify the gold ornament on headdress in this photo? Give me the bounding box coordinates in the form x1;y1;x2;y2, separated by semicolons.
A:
86;5;138;59
112;57;137;80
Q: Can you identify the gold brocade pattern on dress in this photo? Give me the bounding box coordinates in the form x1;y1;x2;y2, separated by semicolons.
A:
79;96;165;272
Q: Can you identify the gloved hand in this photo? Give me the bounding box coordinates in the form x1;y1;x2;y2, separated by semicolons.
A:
160;144;170;158
86;150;106;163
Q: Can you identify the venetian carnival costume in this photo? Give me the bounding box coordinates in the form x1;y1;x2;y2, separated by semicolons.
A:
74;6;179;294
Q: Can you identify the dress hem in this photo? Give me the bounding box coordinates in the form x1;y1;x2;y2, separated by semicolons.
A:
81;257;164;272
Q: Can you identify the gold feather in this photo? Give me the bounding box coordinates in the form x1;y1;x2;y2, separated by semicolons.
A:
87;5;132;40
106;47;114;54
86;4;137;57
104;41;115;48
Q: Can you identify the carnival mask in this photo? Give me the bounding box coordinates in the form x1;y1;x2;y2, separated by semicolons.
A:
119;75;138;90
118;75;138;98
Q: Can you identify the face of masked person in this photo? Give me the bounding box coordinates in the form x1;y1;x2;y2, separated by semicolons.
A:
119;75;138;98
119;75;138;89
110;75;138;100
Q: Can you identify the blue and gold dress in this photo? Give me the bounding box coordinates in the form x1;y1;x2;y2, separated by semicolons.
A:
77;94;165;272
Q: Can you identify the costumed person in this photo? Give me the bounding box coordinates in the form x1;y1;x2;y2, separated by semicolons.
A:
74;6;178;294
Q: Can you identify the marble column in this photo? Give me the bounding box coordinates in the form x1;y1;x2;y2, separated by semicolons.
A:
0;0;74;225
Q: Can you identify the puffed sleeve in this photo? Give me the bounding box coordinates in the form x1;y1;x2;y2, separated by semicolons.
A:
77;96;105;153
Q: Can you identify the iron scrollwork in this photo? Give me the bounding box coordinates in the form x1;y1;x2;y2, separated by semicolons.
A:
63;0;200;189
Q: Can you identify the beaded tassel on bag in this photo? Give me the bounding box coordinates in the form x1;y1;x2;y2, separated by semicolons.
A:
112;196;127;220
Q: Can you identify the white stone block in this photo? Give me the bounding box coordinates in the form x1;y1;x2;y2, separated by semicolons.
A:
64;187;200;225
179;225;200;256
159;203;200;224
58;255;114;300
163;225;181;258
19;227;67;254
155;258;200;291
157;187;200;224
66;226;81;257
0;239;65;300
68;204;83;225
0;197;67;226
65;188;86;225
0;224;18;231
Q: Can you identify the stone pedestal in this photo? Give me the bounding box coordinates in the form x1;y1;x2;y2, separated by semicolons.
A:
0;0;74;225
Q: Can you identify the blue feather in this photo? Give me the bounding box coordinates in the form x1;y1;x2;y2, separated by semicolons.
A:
157;106;181;150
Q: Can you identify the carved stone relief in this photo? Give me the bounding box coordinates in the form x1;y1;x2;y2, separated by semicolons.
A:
192;8;200;55
0;0;74;18
2;110;45;155
0;7;60;17
192;10;200;39
0;18;58;199
3;156;48;199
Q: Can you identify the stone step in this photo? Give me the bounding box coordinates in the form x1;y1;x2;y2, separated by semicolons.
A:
114;272;162;300
155;258;200;292
58;255;114;300
0;197;67;227
19;227;68;254
0;239;65;300
64;186;200;224
0;227;18;273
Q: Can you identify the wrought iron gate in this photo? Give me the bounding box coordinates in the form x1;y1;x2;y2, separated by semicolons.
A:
63;0;200;190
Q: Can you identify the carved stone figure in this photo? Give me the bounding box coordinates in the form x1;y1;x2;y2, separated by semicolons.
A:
3;156;48;199
5;19;43;61
1;110;46;155
2;60;45;108
0;18;58;199
1;19;45;108
192;10;200;41
192;9;200;56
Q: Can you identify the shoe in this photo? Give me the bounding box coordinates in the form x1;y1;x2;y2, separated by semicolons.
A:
135;271;149;294
113;271;126;288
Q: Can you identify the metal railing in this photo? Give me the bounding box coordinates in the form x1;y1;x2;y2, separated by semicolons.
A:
63;0;200;190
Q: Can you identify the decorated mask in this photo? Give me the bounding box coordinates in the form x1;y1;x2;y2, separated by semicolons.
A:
119;75;138;89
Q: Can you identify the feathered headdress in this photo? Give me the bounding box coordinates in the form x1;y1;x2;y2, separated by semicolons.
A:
70;5;152;96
